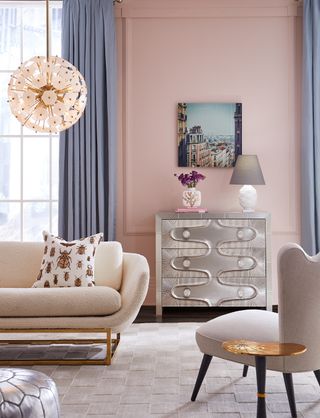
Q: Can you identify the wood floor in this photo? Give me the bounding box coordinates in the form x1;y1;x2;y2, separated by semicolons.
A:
134;306;278;323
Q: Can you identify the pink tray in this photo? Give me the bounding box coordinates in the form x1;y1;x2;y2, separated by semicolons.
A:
175;208;208;213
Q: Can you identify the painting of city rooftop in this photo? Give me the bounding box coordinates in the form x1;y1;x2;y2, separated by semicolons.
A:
177;102;242;168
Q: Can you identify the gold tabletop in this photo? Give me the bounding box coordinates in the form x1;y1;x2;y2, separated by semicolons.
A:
222;340;307;357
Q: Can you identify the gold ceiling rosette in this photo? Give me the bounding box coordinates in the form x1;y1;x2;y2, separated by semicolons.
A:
7;0;87;133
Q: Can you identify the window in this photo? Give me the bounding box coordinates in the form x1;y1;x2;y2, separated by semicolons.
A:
0;1;62;241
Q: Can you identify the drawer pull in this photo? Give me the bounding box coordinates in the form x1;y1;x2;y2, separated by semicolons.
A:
237;227;255;241
182;229;191;239
182;258;191;268
183;287;191;298
238;257;254;269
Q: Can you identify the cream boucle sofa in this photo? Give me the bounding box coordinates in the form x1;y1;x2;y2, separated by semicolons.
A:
0;241;149;365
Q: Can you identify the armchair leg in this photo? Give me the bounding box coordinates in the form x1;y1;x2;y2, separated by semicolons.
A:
314;369;320;386
191;354;212;401
243;365;249;377
283;373;297;418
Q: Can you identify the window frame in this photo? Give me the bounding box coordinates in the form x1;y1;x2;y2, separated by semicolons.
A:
0;0;62;241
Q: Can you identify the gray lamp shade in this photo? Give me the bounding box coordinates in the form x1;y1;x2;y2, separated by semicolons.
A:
230;155;265;185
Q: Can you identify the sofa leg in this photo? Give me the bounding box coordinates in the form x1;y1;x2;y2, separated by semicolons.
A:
243;365;249;377
106;328;112;365
0;328;121;366
283;373;297;418
191;354;212;401
106;331;121;365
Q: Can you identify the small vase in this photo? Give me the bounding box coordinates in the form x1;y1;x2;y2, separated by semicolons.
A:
182;187;201;208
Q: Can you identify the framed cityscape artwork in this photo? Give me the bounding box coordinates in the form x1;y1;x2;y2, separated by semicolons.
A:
177;102;242;168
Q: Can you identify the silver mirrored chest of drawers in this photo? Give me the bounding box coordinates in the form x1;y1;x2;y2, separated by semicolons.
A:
156;211;272;316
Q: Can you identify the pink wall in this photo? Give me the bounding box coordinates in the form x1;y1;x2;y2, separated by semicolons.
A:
115;0;302;305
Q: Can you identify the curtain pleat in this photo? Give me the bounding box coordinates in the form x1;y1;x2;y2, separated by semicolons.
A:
301;0;320;254
58;0;116;240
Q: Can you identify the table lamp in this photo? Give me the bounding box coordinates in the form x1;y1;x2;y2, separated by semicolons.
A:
230;155;265;212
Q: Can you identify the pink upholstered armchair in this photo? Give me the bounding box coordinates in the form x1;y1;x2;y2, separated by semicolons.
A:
192;243;320;418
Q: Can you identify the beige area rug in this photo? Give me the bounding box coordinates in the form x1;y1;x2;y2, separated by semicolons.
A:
0;323;319;418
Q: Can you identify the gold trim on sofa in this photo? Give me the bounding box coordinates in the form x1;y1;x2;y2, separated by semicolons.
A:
0;328;120;366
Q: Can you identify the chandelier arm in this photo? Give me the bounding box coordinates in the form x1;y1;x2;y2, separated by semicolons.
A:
22;105;38;126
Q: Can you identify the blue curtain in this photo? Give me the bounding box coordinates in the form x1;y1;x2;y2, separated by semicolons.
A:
301;0;320;255
58;0;116;241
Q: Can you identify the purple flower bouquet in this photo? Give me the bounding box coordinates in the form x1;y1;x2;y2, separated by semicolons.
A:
174;170;206;188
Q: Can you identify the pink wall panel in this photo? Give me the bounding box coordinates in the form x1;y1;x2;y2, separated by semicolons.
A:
115;0;302;305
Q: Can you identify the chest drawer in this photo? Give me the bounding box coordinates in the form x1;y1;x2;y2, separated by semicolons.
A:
161;247;266;278
161;276;266;307
161;219;266;249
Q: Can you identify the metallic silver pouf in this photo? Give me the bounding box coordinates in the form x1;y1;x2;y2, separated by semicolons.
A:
0;368;60;418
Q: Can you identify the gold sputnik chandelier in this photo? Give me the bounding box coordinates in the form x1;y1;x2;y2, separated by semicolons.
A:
7;0;87;133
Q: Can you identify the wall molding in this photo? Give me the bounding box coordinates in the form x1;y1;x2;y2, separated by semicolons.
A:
118;7;301;238
120;7;299;19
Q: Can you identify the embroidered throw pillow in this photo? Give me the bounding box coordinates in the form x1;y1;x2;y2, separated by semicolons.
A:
33;231;103;288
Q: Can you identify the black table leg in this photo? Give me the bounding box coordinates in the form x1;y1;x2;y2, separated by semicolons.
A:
255;356;266;418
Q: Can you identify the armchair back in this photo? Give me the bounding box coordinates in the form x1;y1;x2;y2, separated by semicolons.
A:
278;243;320;372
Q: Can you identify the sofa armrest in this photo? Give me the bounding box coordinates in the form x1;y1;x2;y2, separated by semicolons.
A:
107;252;149;332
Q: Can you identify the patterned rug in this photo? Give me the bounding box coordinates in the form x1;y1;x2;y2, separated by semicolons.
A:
0;323;319;418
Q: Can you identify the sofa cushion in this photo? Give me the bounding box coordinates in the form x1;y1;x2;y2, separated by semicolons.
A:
0;241;123;290
94;241;123;290
0;287;121;317
33;231;103;288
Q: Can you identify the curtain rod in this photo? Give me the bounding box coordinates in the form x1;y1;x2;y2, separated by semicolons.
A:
113;0;123;4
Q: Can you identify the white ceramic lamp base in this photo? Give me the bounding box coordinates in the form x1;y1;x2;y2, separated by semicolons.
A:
239;185;257;212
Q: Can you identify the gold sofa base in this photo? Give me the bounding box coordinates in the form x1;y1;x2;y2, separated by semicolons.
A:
0;328;120;366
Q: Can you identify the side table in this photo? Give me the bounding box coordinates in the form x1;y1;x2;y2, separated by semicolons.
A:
222;340;306;418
